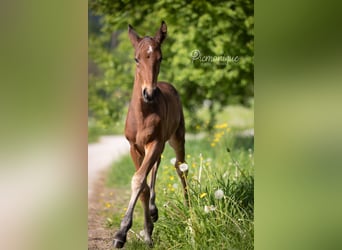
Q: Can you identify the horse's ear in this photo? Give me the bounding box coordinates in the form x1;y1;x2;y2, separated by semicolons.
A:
128;24;141;48
155;21;167;44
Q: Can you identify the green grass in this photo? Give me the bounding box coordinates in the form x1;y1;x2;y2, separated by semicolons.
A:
106;126;254;249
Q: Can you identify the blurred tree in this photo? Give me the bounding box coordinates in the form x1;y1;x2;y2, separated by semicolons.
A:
89;0;253;131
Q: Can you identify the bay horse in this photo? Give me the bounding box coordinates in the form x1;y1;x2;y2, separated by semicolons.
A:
113;21;188;248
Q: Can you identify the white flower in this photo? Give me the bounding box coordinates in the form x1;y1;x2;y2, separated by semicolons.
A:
170;157;176;165
172;183;178;189
139;230;145;237
179;163;189;172
204;205;216;213
214;189;224;199
204;205;210;213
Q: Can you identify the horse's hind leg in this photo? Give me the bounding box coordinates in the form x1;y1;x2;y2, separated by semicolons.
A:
149;158;161;222
139;182;154;246
169;124;188;202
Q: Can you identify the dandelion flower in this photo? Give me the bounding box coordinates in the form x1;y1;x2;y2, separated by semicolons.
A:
200;192;207;198
172;183;178;189
179;163;189;172
170;157;176;165
214;189;224;199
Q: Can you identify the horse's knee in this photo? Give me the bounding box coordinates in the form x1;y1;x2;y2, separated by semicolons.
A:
131;173;145;191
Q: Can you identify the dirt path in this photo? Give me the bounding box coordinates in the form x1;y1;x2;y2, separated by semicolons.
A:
88;136;130;250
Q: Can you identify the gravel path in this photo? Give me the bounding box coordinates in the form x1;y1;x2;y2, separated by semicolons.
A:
88;135;130;250
88;135;130;198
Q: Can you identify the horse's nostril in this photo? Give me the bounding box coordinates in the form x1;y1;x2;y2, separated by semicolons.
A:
143;88;148;98
142;88;154;103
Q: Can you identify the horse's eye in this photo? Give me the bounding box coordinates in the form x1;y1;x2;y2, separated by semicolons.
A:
134;58;139;63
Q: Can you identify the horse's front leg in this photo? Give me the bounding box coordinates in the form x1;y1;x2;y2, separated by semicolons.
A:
113;141;164;248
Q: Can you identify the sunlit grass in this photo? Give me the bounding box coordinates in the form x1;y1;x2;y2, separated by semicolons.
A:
106;124;254;249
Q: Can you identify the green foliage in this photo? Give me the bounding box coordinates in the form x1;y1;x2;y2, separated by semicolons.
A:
89;0;254;131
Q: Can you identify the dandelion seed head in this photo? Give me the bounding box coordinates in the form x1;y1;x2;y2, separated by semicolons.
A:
214;189;224;199
179;163;189;172
170;157;176;165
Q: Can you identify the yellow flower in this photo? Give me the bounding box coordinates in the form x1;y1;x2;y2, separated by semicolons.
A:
169;176;174;181
211;143;216;147
200;192;207;198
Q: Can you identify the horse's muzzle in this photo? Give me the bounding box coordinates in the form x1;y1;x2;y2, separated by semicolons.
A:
142;87;156;103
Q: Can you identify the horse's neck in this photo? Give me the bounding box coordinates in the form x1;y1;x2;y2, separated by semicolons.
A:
131;73;142;103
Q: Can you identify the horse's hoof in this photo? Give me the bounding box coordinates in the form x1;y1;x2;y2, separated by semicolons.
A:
113;239;125;248
145;239;154;248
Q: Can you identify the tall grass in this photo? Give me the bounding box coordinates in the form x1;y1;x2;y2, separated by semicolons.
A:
106;124;254;249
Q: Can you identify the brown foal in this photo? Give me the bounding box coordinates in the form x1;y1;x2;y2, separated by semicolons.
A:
113;21;188;248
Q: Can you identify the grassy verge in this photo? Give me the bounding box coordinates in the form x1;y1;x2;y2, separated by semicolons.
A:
106;125;254;249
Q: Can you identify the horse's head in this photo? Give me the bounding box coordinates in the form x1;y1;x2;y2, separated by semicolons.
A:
128;21;167;103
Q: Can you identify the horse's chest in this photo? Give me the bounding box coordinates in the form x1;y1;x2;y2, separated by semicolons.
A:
126;112;162;145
